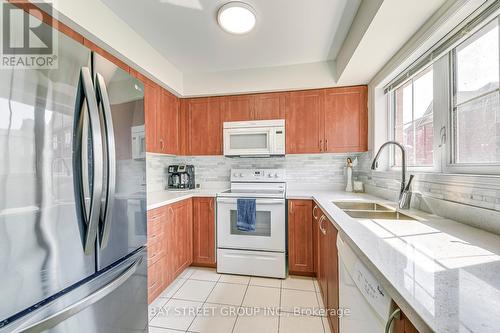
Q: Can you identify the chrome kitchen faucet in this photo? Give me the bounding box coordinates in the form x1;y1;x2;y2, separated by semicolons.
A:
371;141;414;210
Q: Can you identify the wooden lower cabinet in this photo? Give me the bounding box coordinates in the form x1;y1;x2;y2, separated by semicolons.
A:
288;200;314;275
314;206;339;333
394;308;420;333
192;197;216;266
169;199;193;279
147;259;164;303
316;211;328;302
326;219;339;333
147;207;167;303
147;199;193;304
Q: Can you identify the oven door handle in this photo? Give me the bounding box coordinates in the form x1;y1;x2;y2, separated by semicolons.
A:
216;198;284;205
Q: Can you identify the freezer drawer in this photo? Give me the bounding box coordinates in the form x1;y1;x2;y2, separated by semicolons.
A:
1;248;147;333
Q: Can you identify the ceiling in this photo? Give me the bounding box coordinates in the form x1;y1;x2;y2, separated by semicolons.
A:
101;0;361;74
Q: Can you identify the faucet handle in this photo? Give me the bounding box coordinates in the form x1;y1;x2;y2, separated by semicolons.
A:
405;175;414;191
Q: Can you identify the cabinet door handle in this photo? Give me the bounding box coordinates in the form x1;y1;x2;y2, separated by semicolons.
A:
289;201;293;213
319;215;327;235
319;140;323;152
159;139;164;151
312;206;319;220
325;139;328;151
209;199;213;210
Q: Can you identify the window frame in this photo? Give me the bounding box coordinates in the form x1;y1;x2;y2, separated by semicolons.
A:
387;14;500;176
446;15;500;175
389;64;438;172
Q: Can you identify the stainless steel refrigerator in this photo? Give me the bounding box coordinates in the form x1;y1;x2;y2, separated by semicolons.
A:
0;3;147;332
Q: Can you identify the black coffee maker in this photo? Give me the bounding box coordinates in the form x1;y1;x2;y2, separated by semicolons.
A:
167;165;195;189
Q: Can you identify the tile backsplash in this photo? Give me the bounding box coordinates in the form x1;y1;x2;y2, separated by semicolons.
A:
147;152;500;213
146;152;366;192
354;152;500;213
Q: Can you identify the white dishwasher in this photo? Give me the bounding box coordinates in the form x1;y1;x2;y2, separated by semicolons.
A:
337;234;394;333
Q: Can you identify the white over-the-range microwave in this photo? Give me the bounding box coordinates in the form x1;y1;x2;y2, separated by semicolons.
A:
223;119;285;157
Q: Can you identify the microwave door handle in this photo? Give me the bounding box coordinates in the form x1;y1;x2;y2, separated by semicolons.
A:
95;73;116;249
268;128;274;153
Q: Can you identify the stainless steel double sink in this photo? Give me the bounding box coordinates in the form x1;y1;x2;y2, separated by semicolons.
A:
334;201;415;221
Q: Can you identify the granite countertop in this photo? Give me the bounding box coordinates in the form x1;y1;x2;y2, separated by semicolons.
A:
287;189;500;333
147;189;226;210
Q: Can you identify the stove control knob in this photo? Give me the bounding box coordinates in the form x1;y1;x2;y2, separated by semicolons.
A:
239;173;243;177
274;173;279;178
268;174;273;178
233;173;238;177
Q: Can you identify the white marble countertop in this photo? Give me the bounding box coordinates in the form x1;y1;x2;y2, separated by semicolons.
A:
287;189;500;333
147;187;500;332
147;189;225;210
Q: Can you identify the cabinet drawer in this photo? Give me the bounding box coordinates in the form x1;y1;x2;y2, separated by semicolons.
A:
147;260;164;302
148;210;165;241
147;236;164;265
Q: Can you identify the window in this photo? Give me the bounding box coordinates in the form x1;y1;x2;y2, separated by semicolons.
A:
452;18;500;165
386;12;500;174
392;66;434;167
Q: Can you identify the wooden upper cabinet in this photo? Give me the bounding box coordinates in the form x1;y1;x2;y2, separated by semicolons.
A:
254;93;286;120
187;97;222;155
157;89;179;155
288;200;314;275
223;95;255;122
222;93;286;122
144;83;159;153
285;90;324;154
178;99;189;155
192;198;216;266
134;67;180;155
323;86;368;152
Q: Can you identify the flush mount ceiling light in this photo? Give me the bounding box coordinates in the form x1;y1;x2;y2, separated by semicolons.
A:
217;2;256;35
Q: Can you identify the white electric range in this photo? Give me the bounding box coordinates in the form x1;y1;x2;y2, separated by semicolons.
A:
216;169;286;278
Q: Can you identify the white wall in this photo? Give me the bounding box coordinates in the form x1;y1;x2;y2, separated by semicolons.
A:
182;61;337;97
336;0;449;86
45;0;183;95
335;0;383;80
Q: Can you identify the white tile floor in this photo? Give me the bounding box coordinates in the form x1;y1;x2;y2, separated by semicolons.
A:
149;267;331;333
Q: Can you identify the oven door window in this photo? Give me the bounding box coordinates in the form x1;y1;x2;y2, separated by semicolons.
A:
229;210;271;237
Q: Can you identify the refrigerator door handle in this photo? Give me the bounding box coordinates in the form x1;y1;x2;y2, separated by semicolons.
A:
14;256;143;333
95;73;116;249
73;67;104;254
